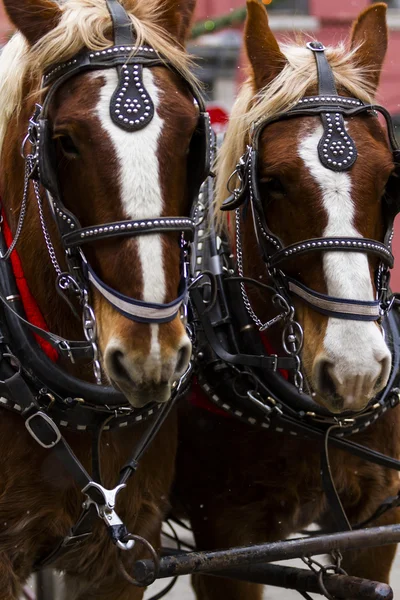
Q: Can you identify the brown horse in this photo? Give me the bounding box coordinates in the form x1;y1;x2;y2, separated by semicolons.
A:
176;2;400;598
0;0;203;598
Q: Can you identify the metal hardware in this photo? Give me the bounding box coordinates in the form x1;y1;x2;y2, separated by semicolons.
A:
247;390;283;417
306;41;326;52
82;289;102;384
82;482;135;551
118;534;160;586
0;158;31;261
302;551;347;600
25;411;62;448
282;316;304;392
227;155;247;197
5;295;21;302
58;341;75;364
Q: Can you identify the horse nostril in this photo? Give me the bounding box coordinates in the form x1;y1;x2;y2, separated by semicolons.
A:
175;341;191;377
317;360;336;397
110;350;131;383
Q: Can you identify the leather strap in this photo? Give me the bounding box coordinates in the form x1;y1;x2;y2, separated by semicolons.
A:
307;42;337;96
269;237;394;269
106;0;135;47
287;279;381;321
320;425;352;532
191;287;297;371
63;218;195;247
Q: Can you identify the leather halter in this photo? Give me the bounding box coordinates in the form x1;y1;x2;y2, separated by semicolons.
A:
222;42;400;322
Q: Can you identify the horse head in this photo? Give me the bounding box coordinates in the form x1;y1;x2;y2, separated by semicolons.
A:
218;1;395;414
0;0;204;407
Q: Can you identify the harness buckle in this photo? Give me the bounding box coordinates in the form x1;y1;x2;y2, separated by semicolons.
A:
306;41;326;52
25;411;62;448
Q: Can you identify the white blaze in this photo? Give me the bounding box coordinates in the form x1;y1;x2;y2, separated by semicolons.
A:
298;125;390;405
95;69;165;364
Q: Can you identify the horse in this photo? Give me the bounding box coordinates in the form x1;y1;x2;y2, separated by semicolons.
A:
0;0;209;598
175;2;400;598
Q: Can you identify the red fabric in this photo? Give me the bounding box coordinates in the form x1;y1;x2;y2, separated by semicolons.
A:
2;212;58;362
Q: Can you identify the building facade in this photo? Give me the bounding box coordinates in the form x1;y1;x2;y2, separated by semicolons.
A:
1;0;400;286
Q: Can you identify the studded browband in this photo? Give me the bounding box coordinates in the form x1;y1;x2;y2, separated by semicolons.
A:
222;41;400;322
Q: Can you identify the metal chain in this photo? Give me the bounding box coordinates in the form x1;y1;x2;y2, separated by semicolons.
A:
235;209;291;332
0;158;32;261
282;313;304;392
302;552;347;600
235;208;265;329
82;289;102;385
33;180;63;276
235;202;305;391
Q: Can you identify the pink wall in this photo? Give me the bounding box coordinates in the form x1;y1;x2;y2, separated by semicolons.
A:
310;0;369;20
195;0;244;20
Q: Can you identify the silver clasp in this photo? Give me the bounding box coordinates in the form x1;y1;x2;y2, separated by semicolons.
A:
82;482;135;551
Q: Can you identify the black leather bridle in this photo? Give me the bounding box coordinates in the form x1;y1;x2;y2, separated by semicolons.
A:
6;0;212;385
222;41;400;324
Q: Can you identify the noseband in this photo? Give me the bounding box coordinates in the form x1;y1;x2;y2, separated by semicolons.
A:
223;42;400;331
7;0;211;383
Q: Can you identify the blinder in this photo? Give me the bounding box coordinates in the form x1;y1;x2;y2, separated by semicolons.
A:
187;111;213;204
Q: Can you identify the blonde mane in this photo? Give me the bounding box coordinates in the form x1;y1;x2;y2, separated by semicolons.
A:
215;42;377;228
0;0;197;158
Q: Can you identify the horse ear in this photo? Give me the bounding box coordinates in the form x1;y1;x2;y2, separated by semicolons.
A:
159;0;197;44
349;3;388;91
245;0;287;91
2;0;62;46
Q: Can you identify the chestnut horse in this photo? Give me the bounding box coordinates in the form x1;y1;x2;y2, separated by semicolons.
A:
176;2;400;598
0;0;206;598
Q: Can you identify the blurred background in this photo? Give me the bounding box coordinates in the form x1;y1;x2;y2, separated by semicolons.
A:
1;0;400;288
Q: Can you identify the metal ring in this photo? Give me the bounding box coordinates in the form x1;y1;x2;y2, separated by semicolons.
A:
118;534;160;587
317;569;336;600
282;321;304;355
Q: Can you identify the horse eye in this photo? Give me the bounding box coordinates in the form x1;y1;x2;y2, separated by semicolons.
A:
260;177;285;195
57;135;79;157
